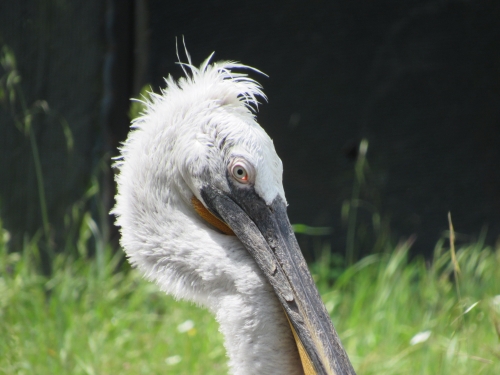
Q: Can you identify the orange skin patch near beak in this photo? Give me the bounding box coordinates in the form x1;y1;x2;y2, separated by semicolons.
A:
191;196;235;235
192;195;316;374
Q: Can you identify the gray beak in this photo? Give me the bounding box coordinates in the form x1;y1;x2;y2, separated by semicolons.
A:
201;185;356;375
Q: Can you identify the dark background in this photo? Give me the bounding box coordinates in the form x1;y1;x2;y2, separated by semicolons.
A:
1;0;499;261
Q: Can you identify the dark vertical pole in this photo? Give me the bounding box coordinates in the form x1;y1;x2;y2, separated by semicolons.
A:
132;0;150;96
103;0;134;153
100;0;150;248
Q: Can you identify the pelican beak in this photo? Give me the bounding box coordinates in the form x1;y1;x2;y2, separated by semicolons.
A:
200;186;356;375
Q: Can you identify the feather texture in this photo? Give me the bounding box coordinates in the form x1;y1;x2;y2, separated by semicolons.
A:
113;54;302;375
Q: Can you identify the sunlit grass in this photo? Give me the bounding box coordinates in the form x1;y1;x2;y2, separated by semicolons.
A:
1;223;499;374
324;238;500;374
0;231;226;375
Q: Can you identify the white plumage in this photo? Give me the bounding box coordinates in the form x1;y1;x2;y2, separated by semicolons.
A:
113;52;355;375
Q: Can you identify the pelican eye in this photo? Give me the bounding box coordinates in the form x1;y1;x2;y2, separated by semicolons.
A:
229;159;254;184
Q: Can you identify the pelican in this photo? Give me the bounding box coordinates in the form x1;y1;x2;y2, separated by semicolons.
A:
112;51;356;375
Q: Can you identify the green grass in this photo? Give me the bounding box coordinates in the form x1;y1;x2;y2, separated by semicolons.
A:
1;225;499;374
323;239;500;374
0;234;226;375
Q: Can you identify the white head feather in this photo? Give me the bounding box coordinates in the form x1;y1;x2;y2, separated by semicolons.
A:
112;55;301;375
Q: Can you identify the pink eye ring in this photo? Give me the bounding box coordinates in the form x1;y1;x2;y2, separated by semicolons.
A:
229;159;254;184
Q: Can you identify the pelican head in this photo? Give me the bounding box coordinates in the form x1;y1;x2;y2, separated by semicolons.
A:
113;53;355;375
